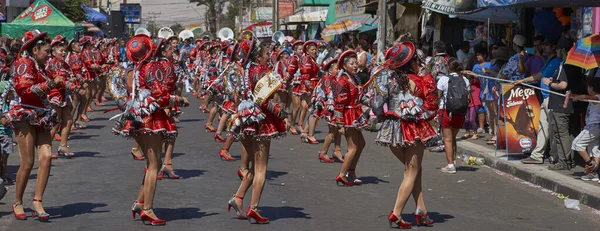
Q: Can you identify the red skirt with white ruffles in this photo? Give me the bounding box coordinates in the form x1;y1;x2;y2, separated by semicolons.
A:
113;110;178;140
240;111;287;140
6;105;58;132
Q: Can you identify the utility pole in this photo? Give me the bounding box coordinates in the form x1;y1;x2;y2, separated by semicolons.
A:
272;0;278;33
376;0;387;63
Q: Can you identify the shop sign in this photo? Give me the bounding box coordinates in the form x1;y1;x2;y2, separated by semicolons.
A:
252;7;272;21
422;0;455;15
279;1;295;18
31;4;52;21
335;0;366;18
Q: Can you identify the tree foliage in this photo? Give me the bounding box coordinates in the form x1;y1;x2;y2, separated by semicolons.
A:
60;0;88;23
170;23;185;35
222;0;241;30
189;0;229;35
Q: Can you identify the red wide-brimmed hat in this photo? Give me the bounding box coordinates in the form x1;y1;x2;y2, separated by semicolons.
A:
276;50;288;60
67;39;78;50
152;38;167;58
79;36;92;46
337;50;357;70
384;41;415;69
126;34;153;63
292;41;304;50
302;40;317;54
50;35;66;47
199;41;210;51
322;55;339;70
19;30;48;57
209;41;221;51
166;36;178;43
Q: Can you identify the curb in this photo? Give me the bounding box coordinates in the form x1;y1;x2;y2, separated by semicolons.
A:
457;140;600;211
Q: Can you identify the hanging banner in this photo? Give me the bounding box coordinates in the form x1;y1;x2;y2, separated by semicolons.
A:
335;0;366;18
121;3;141;23
497;84;541;154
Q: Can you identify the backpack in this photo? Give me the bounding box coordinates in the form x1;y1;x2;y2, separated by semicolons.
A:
445;73;469;114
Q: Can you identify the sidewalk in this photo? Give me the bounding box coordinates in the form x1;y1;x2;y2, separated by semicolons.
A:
457;137;600;210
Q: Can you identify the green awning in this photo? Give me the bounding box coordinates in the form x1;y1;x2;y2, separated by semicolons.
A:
300;0;334;6
325;1;337;25
1;0;81;39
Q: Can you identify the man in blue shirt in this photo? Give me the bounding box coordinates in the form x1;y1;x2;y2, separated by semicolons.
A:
119;39;128;68
515;38;562;165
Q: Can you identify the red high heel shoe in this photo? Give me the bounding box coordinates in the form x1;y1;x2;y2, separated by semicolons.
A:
200;107;209;113
80;115;90;122
214;133;226;142
388;211;412;229
237;168;247;180
140;209;166;226
12;201;27;220
86;107;94;112
335;174;353;186
318;152;334;163
300;133;307;142
205;124;216;132
219;149;236;161
246;206;269;224
415;208;434;227
30;199;50;221
53;134;61;141
306;136;319;144
131;200;143;219
130;149;145;160
227;195;247;219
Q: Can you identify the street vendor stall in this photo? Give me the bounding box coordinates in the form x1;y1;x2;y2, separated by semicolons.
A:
1;0;82;39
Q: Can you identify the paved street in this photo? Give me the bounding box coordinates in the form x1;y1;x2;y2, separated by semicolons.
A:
1;95;600;231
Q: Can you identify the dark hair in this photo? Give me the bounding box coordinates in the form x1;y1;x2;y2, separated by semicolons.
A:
448;58;463;73
474;44;488;56
251;42;268;62
461;41;470;49
434;41;446;54
26;36;51;54
358;40;368;50
587;76;600;94
9;43;21;56
533;35;545;43
5;54;15;67
346;43;355;50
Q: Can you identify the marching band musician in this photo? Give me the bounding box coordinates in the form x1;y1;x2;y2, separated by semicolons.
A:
9;30;63;222
46;35;76;158
115;35;189;226
287;41;303;135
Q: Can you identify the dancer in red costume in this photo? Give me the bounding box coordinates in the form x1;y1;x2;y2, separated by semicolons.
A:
66;39;89;130
315;56;344;163
204;42;223;133
367;42;437;228
81;37;105;121
273;49;291;129
9;30;62;222
286;41;303;134
297;40;320;143
46;35;76;158
113;35;189;226
333;50;368;186
227;36;287;224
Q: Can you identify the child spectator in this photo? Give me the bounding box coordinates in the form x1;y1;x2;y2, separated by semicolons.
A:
572;76;600;182
438;58;470;174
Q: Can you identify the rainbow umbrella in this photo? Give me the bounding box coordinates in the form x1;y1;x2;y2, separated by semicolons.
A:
565;34;600;70
321;20;362;36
